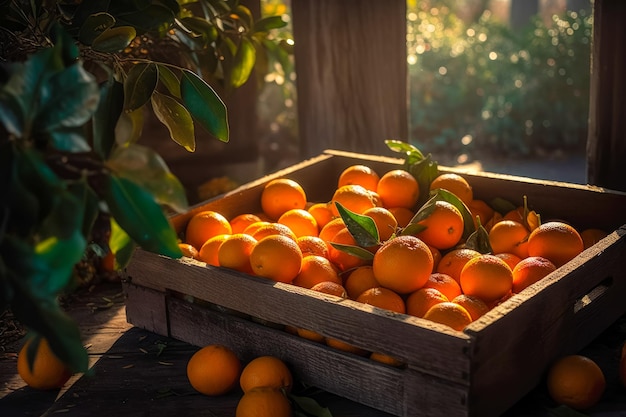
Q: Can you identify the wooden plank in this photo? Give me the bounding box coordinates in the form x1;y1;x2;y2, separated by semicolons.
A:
123;283;169;336
291;0;408;158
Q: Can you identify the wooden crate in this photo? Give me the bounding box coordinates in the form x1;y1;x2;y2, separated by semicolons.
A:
124;149;626;417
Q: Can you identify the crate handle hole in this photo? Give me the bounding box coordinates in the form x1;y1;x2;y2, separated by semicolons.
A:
573;276;613;314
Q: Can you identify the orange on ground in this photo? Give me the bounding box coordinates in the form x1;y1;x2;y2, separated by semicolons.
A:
356;287;406;314
376;169;420;210
217;234;257;274
388;207;415;228
250;222;298;242
581;228;608;250
178;243;199;259
325;338;369;356
260;178;307;221
338;164;381;192
235;386;293;417
185;210;232;251
197;234;230;266
436;248;481;284
363;206;398;242
318;217;346;244
17;337;72;390
292;255;341;289
230;213;262;234
344;265;380;300
186;344;242;396
413;200;464;250
429;173;473;204
278;208;319;238
330;184;377;216
495;252;523;271
406;287;449;318
459;254;513;303
423;302;473;331
422;272;462;300
547;354;606;410
488;219;530;259
512;256;557;293
451;294;490;321
307;202;335;230
250;235;303;283
372;235;434;294
328;228;368;272
310;281;348;298
239;356;293;393
296;235;329;258
467;199;495;228
527;221;584;267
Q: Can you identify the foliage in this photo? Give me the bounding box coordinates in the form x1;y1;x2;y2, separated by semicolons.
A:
0;0;288;373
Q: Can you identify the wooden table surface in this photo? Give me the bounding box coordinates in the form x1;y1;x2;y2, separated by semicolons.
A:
2;281;626;417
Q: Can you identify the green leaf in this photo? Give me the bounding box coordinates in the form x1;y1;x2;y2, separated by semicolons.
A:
124;63;158;112
77;12;116;45
109;217;137;269
67;179;100;239
179;16;219;43
489;196;517;216
253;15;288;33
92;26;137;53
406;189;475;240
289;393;334;417
3;144;39;237
48;126;91;152
228;37;256;89
406;155;439;207
464;223;493;254
157;65;181;98
180;69;229;142
0;86;24;137
233;5;253;29
115;107;144;146
103;175;182;258
16;148;62;226
93;76;124;159
150;91;195;152
113;4;176;33
335;202;379;248
385;139;425;161
328;242;374;261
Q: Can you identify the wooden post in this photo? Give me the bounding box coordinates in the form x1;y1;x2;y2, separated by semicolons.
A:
291;0;408;159
587;0;626;192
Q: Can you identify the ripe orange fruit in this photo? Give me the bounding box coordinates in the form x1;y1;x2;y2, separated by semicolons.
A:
261;178;307;221
239;356;293;393
503;206;525;223
178;242;199;259
296;235;329;258
318;217;346;244
363;206;398;242
17;337;72;390
388;207;415;228
278;208;318;238
186;344;242;396
235;386;293;417
230;213;262;234
429;173;473;204
295;328;326;343
527;221;584;267
310;281;348;298
422;272;462;300
494;252;523;271
217;234;257;274
185;210;232;250
328;228;368;271
467;199;495;228
197;234;230;266
413;200;465;250
436;248;481;284
427;244;442;271
242;221;271;236
451;294;490;321
307;202;334;230
292;255;341;289
422;302;473;331
406;287;449;318
459;254;513;303
488;219;530;258
511;256;557;293
369;351;405;368
250;235;303;283
484;211;503;233
376;169;420;209
547;354;606;410
356;287;406;314
250;222;298;242
344;265;380;300
581;228;608;250
325;338;369;357
338;164;380;192
330;184;377;216
372;235;434;294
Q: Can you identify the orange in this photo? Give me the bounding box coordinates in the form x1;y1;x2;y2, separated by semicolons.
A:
325;338;369;356
242;221;271;236
413;200;464;250
363;206;398;242
178;242;199;259
388;207;415;228
511;256;557;293
488;219;530;258
235;386;293;417
310;281;348;298
318;217;346;244
429;173;473;204
372;235;434;294
546;354;606;410
581;228;608;250
239;356;293;393
338;164;380;192
217;233;257;274
356;287;406;314
296;235;329;258
406;287;449;318
527;221;584;267
422;272;462;300
503;206;525;223
369;351;405;368
295;328;326;343
292;255;341;289
451;294;490;321
250;222;298;242
249;235;303;283
307;202;334;230
327;228;368;271
197;234;230;266
278;208;319;238
329;184;377;216
494;252;523;271
467;199;495;228
260;178;307;220
230;213;262;234
185;210;232;250
423;302;473;330
427;244;442;271
436;248;481;284
484;211;503;233
376;169;420;209
186;344;242;396
17;337;72;390
460;254;513;303
344;265;380;300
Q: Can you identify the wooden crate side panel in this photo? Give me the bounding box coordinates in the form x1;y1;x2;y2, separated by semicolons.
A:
465;228;626;416
123;283;169;336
